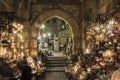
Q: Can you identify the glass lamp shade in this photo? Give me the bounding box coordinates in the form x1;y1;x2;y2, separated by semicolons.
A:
71;65;79;75
78;75;85;80
95;33;104;41
113;39;117;43
102;50;113;58
13;48;17;54
11;43;15;49
85;48;91;54
101;28;107;33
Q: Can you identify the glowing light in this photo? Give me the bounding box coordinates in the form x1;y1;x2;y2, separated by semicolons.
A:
21;45;24;49
117;47;120;49
95;26;100;31
109;42;112;44
41;24;45;29
48;33;51;36
43;34;46;37
111;33;114;36
38;36;42;40
87;67;91;72
106;24;111;30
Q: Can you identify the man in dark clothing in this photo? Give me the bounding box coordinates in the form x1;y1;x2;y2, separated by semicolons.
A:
21;63;32;80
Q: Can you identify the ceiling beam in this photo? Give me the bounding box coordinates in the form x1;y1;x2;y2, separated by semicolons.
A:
0;0;13;11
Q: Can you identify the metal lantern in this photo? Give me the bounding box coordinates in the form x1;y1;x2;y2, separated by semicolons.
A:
102;50;114;58
95;33;104;41
111;69;120;80
101;28;107;33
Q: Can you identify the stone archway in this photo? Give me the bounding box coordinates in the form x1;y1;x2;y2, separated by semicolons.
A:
29;9;81;56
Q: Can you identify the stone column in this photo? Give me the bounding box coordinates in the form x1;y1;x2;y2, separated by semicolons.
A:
29;27;39;57
74;35;81;54
81;20;85;52
21;21;30;56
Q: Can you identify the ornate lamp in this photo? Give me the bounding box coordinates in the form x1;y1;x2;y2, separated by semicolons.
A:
111;69;120;80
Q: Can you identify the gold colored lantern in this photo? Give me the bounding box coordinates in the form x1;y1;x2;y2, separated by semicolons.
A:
95;33;104;41
111;69;120;80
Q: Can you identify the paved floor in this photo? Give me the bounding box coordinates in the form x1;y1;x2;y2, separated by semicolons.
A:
52;51;65;56
38;51;69;80
42;72;69;80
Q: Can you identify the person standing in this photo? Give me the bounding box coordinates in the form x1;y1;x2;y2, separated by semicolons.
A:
21;62;32;80
53;35;59;52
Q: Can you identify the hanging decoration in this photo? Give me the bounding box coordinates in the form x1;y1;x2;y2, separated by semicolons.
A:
85;14;120;53
0;12;25;59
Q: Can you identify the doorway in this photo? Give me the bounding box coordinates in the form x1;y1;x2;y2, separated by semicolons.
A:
37;17;73;56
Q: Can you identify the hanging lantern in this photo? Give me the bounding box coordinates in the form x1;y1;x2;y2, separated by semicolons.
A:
11;42;16;49
113;38;117;43
111;69;120;80
101;28;107;33
95;33;104;41
13;48;17;54
84;48;91;54
107;30;113;35
86;35;92;40
106;24;111;30
102;50;114;58
78;74;85;80
109;18;115;25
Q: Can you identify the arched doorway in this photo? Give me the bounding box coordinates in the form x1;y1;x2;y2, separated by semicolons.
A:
38;17;73;56
29;9;81;56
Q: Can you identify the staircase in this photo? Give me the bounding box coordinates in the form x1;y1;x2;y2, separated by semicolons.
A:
46;56;68;72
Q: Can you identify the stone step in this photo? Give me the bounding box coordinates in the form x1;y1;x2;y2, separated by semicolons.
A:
47;60;68;64
47;64;67;67
46;67;65;72
47;56;68;61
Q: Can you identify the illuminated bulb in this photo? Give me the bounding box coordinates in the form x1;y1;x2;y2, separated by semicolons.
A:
109;42;112;44
48;33;51;36
109;20;114;25
100;24;104;28
95;27;100;31
41;24;45;29
87;67;91;72
38;36;41;40
106;24;111;30
20;25;23;30
117;47;120;49
13;29;17;34
102;29;107;33
18;27;21;31
111;33;114;36
38;61;41;64
99;34;103;38
12;22;17;28
43;34;46;37
11;37;14;39
21;45;24;49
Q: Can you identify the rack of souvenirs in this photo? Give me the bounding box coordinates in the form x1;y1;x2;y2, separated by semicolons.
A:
64;49;120;80
0;55;46;79
0;12;46;79
66;13;120;80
